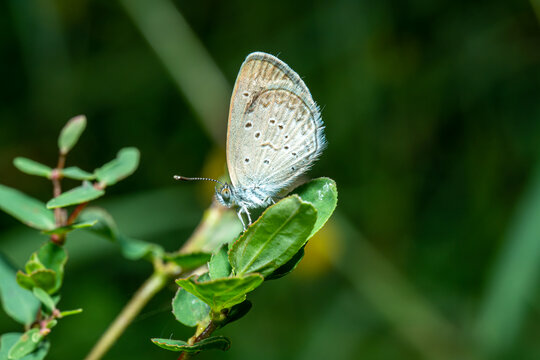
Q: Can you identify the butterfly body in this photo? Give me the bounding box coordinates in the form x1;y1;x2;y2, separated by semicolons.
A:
215;52;326;229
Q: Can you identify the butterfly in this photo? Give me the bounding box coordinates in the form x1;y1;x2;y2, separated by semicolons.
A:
175;52;326;229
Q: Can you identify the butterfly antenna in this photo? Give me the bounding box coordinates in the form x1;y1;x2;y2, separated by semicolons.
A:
173;175;225;186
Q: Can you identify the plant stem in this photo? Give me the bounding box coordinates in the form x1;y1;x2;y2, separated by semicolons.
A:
51;153;67;244
67;202;88;225
178;321;219;360
84;271;169;360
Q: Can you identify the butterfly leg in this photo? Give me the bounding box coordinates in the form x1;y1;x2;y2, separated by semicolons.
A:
237;208;247;230
245;208;252;225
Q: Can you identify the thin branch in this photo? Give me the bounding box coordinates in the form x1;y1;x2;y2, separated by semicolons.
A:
84;271;169;360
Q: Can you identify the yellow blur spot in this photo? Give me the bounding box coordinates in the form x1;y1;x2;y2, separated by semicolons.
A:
294;219;343;278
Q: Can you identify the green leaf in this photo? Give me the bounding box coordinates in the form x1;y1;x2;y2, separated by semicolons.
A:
209;245;231;280
46;183;104;209
13;158;52;179
0;255;39;325
78;207;119;240
17;243;67;294
32;288;55;313
172;287;210;327
16;270;56;293
222;300;252;327
293;177;338;239
58;115;86;155
151;336;230;353
37;242;67;293
117;236;163;260
0;184;55;230
0;333;49;360
164;252;211;271
228;195;317;277
59;308;83;318
95;147;140;186
61;167;95;180
265;247;305;281
7;329;44;360
176;273;263;312
41;220;97;235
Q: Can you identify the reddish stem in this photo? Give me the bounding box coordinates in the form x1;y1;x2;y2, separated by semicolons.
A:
67;202;89;225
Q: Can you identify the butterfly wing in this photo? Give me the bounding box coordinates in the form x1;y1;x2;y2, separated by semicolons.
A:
226;52;325;203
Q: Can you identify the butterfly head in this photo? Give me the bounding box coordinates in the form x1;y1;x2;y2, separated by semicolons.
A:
215;183;236;208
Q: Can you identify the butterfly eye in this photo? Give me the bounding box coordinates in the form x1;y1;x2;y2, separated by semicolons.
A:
221;188;231;199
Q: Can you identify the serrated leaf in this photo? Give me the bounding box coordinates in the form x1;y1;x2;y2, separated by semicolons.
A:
265;247;305;281
0;255;39;325
13;158;52;179
293;177;338;239
228;195;316;277
0;184;55;230
222;300;252;327
32;288;55;313
172;287;210;327
7;329;44;360
61;167;95;180
151;336;230;353
164;252;211;271
209;245;231;280
58;115;86;155
95;147;140;186
41;220;97;235
0;333;49;360
176;274;263;312
46;183;104;209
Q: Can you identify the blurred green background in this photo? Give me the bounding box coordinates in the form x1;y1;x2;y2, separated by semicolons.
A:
1;0;540;359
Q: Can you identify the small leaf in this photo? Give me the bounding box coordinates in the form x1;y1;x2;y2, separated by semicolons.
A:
172;287;210;327
58;115;86;155
222;300;252;327
117;236;163;260
37;242;67;293
7;329;44;360
41;220;97;235
61;167;95;180
95;147;140;186
13;158;52;179
176;273;263;312
228;195;317;277
17;243;67;294
265;247;305;281
0;184;55;230
209;245;231;280
0;255;40;325
46;183;104;209
58;308;83;318
32;289;55;315
164;252;211;271
151;336;230;353
0;333;49;360
32;288;55;313
16;270;56;293
293;177;338;239
79;207;119;240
